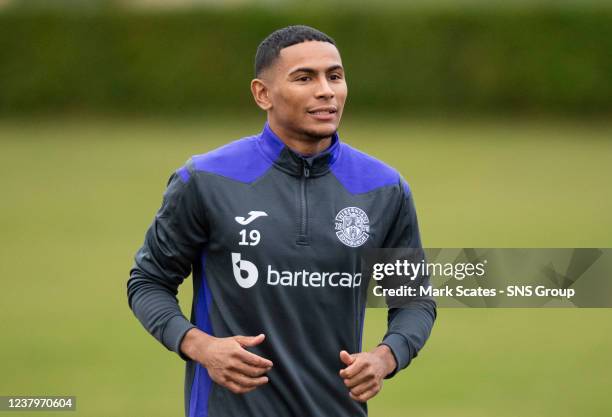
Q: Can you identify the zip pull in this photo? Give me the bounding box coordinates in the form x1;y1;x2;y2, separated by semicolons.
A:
302;159;311;178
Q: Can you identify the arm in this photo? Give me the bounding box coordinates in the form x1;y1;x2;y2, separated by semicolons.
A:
339;178;436;401
378;178;437;378
127;162;206;359
127;163;273;393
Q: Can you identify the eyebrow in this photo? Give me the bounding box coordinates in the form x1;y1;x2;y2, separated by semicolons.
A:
288;65;344;76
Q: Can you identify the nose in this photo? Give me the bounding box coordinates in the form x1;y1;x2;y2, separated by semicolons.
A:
315;76;335;99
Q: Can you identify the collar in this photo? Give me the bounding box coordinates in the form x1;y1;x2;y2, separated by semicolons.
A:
257;122;341;178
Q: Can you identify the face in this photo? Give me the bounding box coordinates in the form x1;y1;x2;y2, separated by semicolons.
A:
253;41;348;142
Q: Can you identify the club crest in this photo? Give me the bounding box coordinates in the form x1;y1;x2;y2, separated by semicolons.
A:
335;207;370;247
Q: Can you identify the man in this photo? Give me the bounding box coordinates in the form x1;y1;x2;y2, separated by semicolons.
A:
128;25;436;417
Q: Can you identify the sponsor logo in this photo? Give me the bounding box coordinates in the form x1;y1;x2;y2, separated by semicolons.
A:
235;210;268;225
267;266;361;288
335;207;370;247
231;252;259;288
229;254;361;289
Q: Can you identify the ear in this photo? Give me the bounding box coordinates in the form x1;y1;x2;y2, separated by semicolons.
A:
251;78;272;111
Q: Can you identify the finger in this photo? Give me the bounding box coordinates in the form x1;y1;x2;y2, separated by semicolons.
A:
225;380;257;395
235;348;273;368
350;380;378;397
339;350;355;366
234;333;266;347
343;370;374;389
230;360;271;378
227;372;269;389
350;387;378;403
340;356;368;379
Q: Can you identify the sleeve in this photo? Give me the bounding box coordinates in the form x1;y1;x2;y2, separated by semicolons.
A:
127;161;207;360
378;177;437;378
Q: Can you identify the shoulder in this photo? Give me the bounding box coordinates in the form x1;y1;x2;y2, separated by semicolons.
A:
175;135;272;184
331;143;409;195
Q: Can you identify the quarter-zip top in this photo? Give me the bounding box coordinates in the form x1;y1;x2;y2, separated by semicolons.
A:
128;121;437;417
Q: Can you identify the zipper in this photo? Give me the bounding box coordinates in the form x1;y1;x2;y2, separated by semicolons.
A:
296;160;311;245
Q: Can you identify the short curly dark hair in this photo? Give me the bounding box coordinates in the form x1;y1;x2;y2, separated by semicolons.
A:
254;25;336;77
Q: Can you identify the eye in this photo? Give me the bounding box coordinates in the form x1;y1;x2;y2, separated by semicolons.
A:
329;73;343;80
296;76;311;82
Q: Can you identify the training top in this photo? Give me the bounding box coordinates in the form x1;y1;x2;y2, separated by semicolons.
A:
127;122;436;417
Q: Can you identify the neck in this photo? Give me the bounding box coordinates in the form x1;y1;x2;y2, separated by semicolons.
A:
267;119;332;156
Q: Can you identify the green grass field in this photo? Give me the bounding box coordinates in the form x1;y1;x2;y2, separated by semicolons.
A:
1;115;611;417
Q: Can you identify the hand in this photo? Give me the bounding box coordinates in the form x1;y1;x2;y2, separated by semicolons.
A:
338;345;397;402
180;328;273;394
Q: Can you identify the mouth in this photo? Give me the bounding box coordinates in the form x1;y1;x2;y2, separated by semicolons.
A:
307;106;338;121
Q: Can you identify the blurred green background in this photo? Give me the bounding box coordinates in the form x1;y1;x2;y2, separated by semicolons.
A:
1;1;611;417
